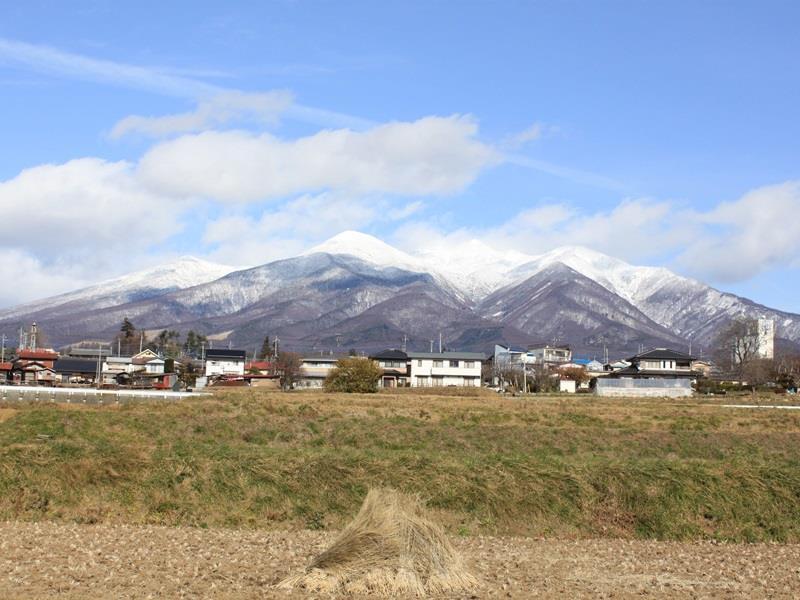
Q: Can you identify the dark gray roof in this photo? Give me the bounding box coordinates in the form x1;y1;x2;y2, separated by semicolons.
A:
205;349;247;360
54;358;98;374
406;351;485;360
369;349;408;360
628;348;694;362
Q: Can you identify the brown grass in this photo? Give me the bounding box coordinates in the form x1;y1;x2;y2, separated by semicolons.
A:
280;488;477;596
0;408;16;423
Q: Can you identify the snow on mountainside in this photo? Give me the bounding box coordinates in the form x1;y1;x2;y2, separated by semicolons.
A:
0;256;239;321
509;246;684;309
2;230;799;352
305;231;425;273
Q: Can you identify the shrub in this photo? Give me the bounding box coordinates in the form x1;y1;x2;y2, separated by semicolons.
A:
324;358;382;393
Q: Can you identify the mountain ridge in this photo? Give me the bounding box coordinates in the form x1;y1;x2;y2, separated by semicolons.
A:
1;231;796;356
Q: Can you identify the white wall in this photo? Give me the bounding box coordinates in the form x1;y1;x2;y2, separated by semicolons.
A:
409;358;482;387
205;359;245;377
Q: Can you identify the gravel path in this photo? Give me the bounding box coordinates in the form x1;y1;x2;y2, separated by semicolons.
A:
1;522;799;598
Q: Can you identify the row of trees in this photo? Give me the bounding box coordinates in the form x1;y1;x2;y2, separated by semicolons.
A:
116;318;209;359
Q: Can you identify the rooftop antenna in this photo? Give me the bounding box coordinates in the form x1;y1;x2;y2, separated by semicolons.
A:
429;339;434;353
438;332;443;353
401;334;407;352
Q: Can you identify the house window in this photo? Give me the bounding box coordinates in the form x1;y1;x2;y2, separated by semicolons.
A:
464;361;474;368
432;376;444;386
449;360;459;368
382;360;405;368
417;360;423;367
433;360;443;368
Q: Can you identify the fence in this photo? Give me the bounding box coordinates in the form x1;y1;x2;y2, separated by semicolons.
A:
0;385;207;405
594;377;693;397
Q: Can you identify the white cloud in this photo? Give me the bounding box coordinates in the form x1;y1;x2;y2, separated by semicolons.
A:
678;181;800;282
201;193;416;265
0;158;190;304
0;37;372;130
110;90;294;138
138;115;497;202
0;158;184;254
0;250;95;307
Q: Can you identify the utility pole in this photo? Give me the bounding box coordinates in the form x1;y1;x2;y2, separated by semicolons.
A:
0;334;6;363
139;332;144;353
438;332;442;353
30;322;37;351
96;342;103;389
522;363;527;394
401;334;407;352
429;340;434;353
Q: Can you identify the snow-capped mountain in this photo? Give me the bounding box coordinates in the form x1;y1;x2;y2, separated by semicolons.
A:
0;256;239;321
1;231;798;355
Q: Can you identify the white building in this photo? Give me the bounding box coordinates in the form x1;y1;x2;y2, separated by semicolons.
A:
406;352;484;387
528;345;572;365
756;318;775;359
204;349;247;377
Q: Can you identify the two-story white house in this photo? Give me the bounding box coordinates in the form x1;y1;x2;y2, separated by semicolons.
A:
204;349;247;377
406;351;484;387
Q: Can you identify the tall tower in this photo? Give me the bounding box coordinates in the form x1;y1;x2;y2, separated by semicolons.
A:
757;318;775;359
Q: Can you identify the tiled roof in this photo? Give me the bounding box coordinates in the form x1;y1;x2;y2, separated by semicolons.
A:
628;348;694;361
16;349;59;360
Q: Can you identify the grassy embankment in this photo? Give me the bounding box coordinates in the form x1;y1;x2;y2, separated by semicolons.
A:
1;389;799;541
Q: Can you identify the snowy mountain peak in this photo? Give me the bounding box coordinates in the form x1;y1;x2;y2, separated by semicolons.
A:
305;230;424;272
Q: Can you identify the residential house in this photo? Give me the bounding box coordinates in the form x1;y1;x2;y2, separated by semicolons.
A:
406;351;484;387
596;348;695;397
528;344;572;365
298;356;341;388
101;349;173;387
370;349;411;388
54;358;98;385
571;358;606;373
204;349;247;377
0;362;11;383
10;349;59;385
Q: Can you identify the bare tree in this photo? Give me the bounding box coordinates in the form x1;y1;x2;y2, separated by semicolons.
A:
276;351;302;390
713;318;761;382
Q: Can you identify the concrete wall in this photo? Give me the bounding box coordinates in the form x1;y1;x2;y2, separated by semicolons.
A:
595;386;693;398
0;385;206;405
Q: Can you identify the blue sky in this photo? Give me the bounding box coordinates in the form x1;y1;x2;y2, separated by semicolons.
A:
0;0;798;311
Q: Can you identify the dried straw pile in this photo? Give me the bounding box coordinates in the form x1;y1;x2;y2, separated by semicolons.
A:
279;488;477;596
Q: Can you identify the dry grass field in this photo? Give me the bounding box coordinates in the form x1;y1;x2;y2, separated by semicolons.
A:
1;388;800;597
1;388;800;540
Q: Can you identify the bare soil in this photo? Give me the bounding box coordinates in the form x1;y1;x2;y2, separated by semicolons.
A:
1;522;798;598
